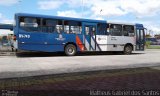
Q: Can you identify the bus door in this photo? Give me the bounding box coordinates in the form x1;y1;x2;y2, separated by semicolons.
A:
83;23;97;51
136;28;145;51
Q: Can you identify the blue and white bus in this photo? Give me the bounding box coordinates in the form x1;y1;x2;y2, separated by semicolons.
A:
10;13;145;56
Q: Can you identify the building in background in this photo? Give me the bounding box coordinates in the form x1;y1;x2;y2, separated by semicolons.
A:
154;34;160;45
145;34;160;45
154;34;160;39
0;34;14;52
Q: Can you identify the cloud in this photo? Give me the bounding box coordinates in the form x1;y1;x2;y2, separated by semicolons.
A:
0;13;13;24
150;26;160;34
57;10;97;19
65;0;82;8
94;17;104;20
90;0;127;17
144;23;160;34
57;10;82;18
37;0;160;34
1;19;13;24
0;13;13;35
38;0;64;10
38;0;83;10
87;0;160;17
39;0;160;18
0;0;19;6
120;0;160;17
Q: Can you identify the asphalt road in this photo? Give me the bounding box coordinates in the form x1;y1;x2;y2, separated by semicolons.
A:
0;49;160;79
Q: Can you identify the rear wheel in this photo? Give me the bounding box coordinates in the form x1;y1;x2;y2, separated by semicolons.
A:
124;45;132;55
65;44;77;56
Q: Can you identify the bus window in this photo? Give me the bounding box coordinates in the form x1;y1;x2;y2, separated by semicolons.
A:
42;19;63;33
64;21;69;34
70;26;82;34
92;27;96;35
64;21;82;34
107;24;110;35
97;23;107;35
56;20;63;34
110;24;122;36
85;26;89;35
43;19;56;33
123;25;134;36
69;21;82;34
19;17;40;32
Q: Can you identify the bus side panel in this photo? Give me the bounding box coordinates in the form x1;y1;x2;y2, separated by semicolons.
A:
18;31;84;52
18;30;65;52
18;44;64;52
75;34;85;52
63;34;84;52
106;36;124;51
96;35;135;51
96;35;108;51
18;30;48;52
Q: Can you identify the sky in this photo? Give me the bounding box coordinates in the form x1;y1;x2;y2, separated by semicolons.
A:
0;0;160;35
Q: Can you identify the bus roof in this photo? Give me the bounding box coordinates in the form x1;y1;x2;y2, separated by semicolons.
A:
107;21;143;26
135;24;144;29
15;13;144;28
15;13;107;24
107;21;144;29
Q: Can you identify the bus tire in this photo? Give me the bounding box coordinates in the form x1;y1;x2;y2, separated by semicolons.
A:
124;45;132;55
65;44;77;56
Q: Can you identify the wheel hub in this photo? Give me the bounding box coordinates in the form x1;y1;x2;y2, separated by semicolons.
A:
68;47;74;54
126;47;131;52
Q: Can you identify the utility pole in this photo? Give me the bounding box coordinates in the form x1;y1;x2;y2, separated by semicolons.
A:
81;0;84;17
18;0;22;13
100;9;103;19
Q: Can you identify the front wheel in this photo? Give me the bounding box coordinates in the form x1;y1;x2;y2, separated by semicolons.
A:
124;45;132;55
65;44;77;56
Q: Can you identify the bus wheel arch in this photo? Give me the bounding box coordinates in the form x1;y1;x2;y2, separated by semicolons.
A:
124;43;133;55
64;42;77;56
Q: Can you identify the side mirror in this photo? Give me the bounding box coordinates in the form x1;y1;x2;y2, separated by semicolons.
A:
144;28;147;35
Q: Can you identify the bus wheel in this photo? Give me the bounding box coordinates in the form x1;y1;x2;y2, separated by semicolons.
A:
65;44;77;56
124;45;132;55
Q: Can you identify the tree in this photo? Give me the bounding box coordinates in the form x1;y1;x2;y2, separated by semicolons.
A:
145;34;151;38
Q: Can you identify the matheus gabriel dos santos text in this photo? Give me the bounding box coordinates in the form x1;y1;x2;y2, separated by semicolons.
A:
90;90;160;96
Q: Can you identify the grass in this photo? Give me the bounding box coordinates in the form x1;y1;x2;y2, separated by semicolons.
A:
147;45;160;49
